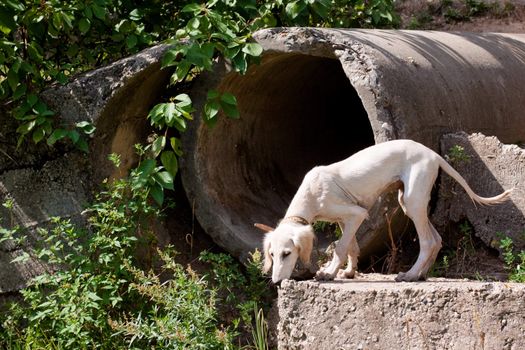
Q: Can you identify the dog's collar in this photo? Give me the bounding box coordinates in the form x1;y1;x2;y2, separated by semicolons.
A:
281;216;310;226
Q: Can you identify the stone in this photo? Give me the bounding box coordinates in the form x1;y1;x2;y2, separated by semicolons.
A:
270;274;525;349
432;132;525;252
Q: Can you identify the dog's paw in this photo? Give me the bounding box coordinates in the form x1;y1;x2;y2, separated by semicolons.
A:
337;269;356;279
315;270;336;281
395;271;425;282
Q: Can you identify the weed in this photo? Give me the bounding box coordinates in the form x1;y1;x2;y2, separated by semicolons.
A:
251;305;269;350
313;221;342;240
498;234;525;282
429;254;451;277
408;11;434;29
447;145;471;164
199;249;273;338
0;174;271;349
466;0;489;16
428;220;483;278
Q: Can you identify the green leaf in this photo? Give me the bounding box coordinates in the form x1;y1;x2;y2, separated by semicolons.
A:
60;12;74;30
78;18;91;34
76;121;96;134
160;150;178;176
172;61;191;82
311;0;330;18
67;130;80;144
207;90;220;100
151;135;166;158
27;94;38;107
170;137;183;157
92;4;106;20
147;103;165;124
162;49;180;67
75;138;89;153
47;129;68;146
182;3;202;14
52;12;63;30
187;17;200;30
7;68;19;91
12;84;26;100
163;102;176;123
150;184;164;206
137;159;156;178
0;7;17;34
220;92;237;106
5;0;25;11
201;42;215;59
126;34;138;49
175;93;192;106
221;102;240;119
154;171;174;190
231;52;247;74
242;43;263;57
16;120;36;135
204;100;220;122
87;292;102;301
285;0;307;19
129;9;142;21
11;252;30;263
32;127;45;143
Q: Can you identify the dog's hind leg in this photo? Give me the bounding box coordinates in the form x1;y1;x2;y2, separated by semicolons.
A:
395;164;441;282
398;188;407;215
419;221;442;276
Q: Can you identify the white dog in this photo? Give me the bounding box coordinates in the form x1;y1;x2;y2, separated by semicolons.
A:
256;139;512;283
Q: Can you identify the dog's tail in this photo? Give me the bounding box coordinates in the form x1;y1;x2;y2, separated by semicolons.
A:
438;156;512;206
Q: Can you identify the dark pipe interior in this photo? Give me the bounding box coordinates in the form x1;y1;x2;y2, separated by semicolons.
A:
198;53;374;252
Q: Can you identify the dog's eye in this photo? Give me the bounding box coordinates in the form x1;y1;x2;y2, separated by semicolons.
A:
282;251;291;258
270;252;274;257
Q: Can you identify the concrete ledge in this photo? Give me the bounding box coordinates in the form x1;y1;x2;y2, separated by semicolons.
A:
271;274;525;349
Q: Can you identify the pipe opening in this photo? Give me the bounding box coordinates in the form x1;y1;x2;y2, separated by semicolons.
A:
196;53;374;254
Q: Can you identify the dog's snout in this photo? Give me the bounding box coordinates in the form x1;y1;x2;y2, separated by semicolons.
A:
272;277;282;286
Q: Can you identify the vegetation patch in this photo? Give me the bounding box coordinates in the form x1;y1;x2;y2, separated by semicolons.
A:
0;157;273;349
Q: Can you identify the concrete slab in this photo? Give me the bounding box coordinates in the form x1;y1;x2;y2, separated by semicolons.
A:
271;274;525;349
432;132;525;252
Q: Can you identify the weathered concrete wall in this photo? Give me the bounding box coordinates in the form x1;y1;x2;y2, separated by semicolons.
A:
0;45;171;293
182;27;525;262
270;274;525;349
433;132;525;252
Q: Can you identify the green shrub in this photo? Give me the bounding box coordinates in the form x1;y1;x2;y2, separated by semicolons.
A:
0;174;242;349
499;234;525;283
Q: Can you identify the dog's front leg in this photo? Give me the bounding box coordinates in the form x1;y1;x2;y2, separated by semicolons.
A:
337;232;359;279
316;206;368;281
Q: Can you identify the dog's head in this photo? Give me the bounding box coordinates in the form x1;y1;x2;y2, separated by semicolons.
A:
255;222;315;284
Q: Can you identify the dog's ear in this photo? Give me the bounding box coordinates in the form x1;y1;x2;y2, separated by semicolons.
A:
262;235;272;274
254;223;274;232
294;229;315;265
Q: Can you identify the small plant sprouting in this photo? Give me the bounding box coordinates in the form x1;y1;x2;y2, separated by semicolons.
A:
252;304;269;350
108;153;121;168
447;145;470;164
498;233;525;283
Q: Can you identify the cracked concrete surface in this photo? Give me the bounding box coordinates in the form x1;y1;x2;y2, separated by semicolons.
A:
270;274;525;349
433;132;525;252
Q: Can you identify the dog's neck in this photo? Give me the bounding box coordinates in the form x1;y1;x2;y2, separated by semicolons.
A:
285;185;317;224
281;216;310;226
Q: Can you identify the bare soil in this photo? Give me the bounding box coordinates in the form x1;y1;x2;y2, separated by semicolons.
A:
397;0;525;32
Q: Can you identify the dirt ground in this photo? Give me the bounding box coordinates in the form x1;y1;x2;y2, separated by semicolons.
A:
397;0;525;32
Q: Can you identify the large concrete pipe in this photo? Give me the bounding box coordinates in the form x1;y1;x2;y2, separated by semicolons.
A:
181;28;525;262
